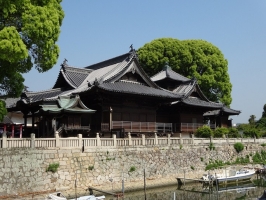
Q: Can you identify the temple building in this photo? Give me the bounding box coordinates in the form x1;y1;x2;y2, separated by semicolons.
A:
4;48;240;138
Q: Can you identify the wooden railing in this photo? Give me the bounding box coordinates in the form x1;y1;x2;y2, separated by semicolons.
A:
0;132;264;149
104;121;172;133
180;123;215;132
102;122;215;133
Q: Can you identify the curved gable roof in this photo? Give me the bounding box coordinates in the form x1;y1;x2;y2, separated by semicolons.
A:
53;65;92;89
151;65;190;82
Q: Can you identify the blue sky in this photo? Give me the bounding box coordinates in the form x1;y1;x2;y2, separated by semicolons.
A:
23;1;266;124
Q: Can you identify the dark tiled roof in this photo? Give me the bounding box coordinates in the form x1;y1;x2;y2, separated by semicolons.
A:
97;81;180;99
222;106;241;115
0;116;13;124
25;88;66;103
181;97;223;108
173;80;195;95
203;107;241;116
53;66;92;89
62;66;92;87
203;110;220;116
85;53;130;70
3;98;20;108
151;66;190;82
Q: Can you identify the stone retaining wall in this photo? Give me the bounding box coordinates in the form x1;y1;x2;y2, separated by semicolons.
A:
0;143;264;198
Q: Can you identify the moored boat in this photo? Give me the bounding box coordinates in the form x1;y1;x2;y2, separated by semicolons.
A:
202;168;256;184
46;192;105;200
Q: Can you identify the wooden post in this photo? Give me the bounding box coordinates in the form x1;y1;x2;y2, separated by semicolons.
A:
30;133;35;148
19;125;22;138
113;134;117;147
96;133;101;146
52;118;56;135
11;124;14;138
31;112;35;133
144;167;147;200
110;107;113;131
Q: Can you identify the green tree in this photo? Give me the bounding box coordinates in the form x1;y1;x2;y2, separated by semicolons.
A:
195;125;213;138
138;38;232;106
0;0;64;121
248;115;256;127
262;104;266;118
213;127;229;138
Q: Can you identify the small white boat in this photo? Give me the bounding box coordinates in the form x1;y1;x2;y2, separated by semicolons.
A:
69;195;105;200
46;192;67;200
202;168;255;183
46;192;105;200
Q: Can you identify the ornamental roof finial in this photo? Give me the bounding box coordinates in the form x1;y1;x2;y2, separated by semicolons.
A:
61;58;68;67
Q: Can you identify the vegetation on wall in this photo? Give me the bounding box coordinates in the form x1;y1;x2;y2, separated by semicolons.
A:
234;142;244;153
46;163;59;173
129;166;136;173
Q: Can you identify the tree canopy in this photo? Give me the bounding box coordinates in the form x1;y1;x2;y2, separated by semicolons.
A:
0;0;64;121
137;38;232;106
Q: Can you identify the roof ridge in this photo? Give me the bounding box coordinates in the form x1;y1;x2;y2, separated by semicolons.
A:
25;88;63;95
85;52;130;70
64;66;93;73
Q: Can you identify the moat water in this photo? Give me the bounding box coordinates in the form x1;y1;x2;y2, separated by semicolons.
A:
102;176;266;200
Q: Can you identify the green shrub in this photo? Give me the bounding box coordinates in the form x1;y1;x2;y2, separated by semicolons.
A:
234;142;244;153
46;163;59;173
205;160;225;171
195;126;213;138
129;166;136;172
227;127;241;138
252;151;262;163
88;166;94;170
191;166;195;170
214;127;229;138
243;128;261;138
234;156;249;164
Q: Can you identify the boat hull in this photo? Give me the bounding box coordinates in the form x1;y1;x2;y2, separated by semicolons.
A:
217;171;255;183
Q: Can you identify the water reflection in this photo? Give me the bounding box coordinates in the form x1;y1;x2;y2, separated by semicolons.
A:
104;175;266;200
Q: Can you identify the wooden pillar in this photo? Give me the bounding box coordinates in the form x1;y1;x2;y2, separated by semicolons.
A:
3;124;6;135
31;112;35;133
52;118;56;135
110;107;113;131
11;124;14;138
19;125;22;138
24;115;27;136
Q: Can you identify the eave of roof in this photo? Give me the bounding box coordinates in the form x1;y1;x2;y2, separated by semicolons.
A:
180;97;223;108
96;81;181;99
151;66;190;82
